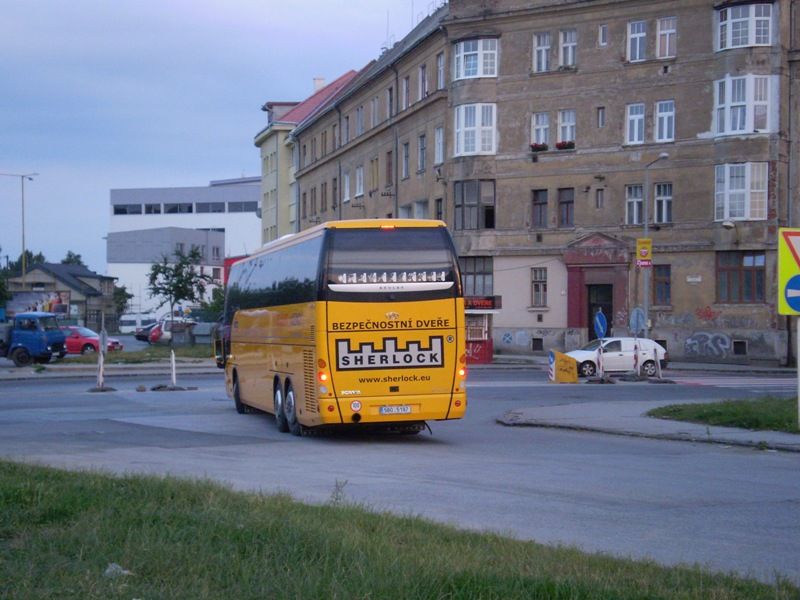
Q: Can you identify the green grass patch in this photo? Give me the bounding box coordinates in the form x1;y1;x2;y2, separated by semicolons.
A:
64;344;212;365
648;396;799;433
0;461;795;599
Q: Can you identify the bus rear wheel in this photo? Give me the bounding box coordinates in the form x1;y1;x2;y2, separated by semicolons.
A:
273;384;289;432
284;383;302;436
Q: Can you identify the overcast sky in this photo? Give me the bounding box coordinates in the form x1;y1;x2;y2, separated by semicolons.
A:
0;0;429;273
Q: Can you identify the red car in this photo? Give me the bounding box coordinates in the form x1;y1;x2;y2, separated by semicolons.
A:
60;326;124;354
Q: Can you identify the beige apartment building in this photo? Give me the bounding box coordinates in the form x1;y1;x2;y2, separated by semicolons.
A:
278;0;799;364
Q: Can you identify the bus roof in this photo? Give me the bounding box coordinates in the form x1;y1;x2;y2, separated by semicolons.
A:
233;219;448;266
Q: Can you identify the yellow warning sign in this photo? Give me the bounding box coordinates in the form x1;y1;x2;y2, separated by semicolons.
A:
635;238;652;268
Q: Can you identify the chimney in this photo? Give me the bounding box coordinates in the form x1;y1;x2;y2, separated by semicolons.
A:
313;77;326;91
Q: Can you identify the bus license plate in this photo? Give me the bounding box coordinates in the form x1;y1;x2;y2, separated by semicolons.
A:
380;405;412;415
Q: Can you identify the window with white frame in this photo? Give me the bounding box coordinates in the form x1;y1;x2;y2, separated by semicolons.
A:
598;24;608;47
533;32;550;72
401;76;410;110
560;30;576;67
418;64;428;100
418;134;427;172
436;52;445;89
717;4;772;50
343;171;350;203
626;103;645;144
597;106;606;128
454;103;497;156
401;142;410;179
399;204;412;218
628;21;647;62
714;74;773;135
655;182;673;223
531;267;548;306
453;39;498;79
626;184;643;224
532;112;549;145
434;126;444;164
657;17;677;58
656;100;675;142
355;165;364;197
413;199;429;219
356;106;364;136
371;97;378;127
386;87;394;117
558;109;575;142
714;162;768;221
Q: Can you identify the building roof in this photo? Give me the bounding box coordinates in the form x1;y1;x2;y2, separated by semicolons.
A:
24;263;114;297
279;70;359;125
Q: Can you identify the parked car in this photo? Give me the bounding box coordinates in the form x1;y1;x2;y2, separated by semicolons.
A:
118;312;157;334
148;317;196;345
60;326;124;354
565;337;668;377
134;322;158;343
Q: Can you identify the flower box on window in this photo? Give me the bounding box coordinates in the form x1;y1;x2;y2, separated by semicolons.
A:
556;140;575;150
530;143;549;152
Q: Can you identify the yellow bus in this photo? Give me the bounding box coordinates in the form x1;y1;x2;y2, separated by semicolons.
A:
221;219;467;435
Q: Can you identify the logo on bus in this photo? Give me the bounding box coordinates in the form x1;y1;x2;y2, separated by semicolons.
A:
336;337;444;370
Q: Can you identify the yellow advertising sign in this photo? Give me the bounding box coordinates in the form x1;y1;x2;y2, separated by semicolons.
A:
635;238;652;268
777;228;800;315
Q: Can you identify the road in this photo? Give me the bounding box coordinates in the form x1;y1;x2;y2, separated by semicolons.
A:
0;368;798;585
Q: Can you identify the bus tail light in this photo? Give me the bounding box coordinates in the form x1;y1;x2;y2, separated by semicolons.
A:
458;366;467;379
318;371;329;383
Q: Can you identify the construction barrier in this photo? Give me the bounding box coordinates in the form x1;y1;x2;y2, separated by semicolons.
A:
548;350;578;383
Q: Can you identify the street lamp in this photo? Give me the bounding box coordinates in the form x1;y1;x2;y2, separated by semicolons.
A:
0;172;38;285
642;153;668;338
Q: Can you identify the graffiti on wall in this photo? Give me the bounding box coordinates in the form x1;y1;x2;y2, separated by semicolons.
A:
695;305;721;322
684;332;732;359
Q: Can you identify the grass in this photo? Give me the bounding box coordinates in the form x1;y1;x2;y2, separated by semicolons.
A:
63;344;213;364
648;396;799;434
0;461;796;599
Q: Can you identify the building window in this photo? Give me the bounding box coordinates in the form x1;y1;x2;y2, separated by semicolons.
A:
164;203;193;214
714;74;773;135
626;184;643;224
453;38;498;79
654;182;673;223
418;134;427;172
714;162;768;221
653;265;671;305
343;171;350;203
454;103;496;156
301;193;307;219
399;204;412;218
717;251;765;303
369;157;379;192
310;187;317;216
595;188;605;209
113;204;142;215
344;116;350;144
655;100;675;142
413;199;429;219
228;201;257;213
401;76;410;109
626;103;645;144
332;177;338;209
717;4;772;50
598;24;608;47
657;17;677;58
212;246;221;260
386;87;394;117
320;182;327;213
532;112;549;145
453;180;495;230
385;151;393;186
332;124;338;149
435;198;443;220
401;142;410;179
558;109;575;143
628;21;647;62
531;267;547;307
532;189;548;228
355;165;364;197
145;203;161;214
196;202;225;213
596;106;606;128
434;126;444;165
558;188;574;227
533;32;550;72
436;52;445;89
356;106;364;136
370;97;378;128
459;256;493;296
559;29;577;67
418;64;428;100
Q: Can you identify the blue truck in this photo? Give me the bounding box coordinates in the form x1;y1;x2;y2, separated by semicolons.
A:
0;311;67;367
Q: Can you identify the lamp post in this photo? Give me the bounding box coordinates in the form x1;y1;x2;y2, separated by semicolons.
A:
642;153;668;338
0;172;38;285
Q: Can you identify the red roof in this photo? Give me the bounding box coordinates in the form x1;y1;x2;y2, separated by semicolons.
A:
280;70;359;124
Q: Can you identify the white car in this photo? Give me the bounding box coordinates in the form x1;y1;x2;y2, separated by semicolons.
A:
565;337;668;377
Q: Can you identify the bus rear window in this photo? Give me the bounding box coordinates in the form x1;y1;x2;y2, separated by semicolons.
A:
325;227;459;297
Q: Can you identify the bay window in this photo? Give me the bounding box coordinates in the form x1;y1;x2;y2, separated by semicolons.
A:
714;75;774;135
714;162;768;221
454;39;498;80
717;4;772;50
454;103;496;156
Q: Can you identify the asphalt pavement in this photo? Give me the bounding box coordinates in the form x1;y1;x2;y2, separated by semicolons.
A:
2;353;798;452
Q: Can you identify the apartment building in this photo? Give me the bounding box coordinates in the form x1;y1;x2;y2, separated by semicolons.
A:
281;0;800;363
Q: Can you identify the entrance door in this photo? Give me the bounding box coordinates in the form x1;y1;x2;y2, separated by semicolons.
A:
587;284;613;340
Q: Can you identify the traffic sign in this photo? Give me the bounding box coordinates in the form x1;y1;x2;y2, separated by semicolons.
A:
593;309;607;339
629;307;646;335
636;238;652;268
778;228;800;315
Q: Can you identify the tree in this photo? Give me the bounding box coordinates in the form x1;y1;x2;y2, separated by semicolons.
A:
112;285;133;316
61;251;86;266
6;250;46;277
0;276;9;308
147;247;212;333
201;286;225;322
